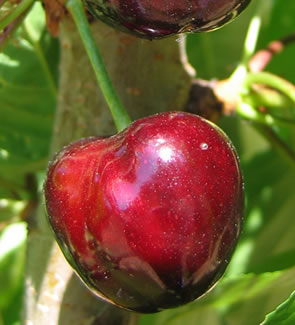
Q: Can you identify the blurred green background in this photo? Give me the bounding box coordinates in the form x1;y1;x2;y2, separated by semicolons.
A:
1;0;295;324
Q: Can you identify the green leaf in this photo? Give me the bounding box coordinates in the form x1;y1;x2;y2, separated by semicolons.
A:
23;1;47;43
138;271;286;325
1;283;23;325
0;2;59;198
140;306;220;325
249;250;295;274
262;290;295;325
217;117;295;276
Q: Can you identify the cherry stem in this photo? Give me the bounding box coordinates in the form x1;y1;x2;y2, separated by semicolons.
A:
229;3;264;86
244;72;295;104
238;72;295;128
237;102;295;129
0;0;34;31
241;16;262;67
66;0;132;132
247;87;293;110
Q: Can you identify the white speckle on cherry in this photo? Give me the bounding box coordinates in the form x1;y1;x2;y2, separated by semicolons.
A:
200;142;208;150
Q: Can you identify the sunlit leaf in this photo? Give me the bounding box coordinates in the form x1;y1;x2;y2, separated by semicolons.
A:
0;2;59;198
262;290;295;325
0;222;27;310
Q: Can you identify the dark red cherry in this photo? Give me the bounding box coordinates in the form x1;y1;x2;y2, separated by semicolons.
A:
83;0;251;38
44;112;243;313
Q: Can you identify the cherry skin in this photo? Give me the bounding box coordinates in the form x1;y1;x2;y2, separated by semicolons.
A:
83;0;251;39
44;112;243;313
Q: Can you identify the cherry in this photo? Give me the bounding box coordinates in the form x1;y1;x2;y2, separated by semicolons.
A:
44;112;243;313
83;0;251;39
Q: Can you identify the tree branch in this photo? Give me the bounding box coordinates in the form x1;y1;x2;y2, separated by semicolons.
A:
249;33;295;73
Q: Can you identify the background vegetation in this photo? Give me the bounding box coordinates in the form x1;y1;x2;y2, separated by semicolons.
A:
1;0;295;324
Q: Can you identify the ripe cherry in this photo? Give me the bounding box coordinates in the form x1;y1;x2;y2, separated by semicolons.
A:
44;112;243;313
83;0;251;39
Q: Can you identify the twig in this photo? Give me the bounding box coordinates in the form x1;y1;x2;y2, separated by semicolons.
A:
253;123;295;169
0;0;34;31
249;33;295;73
178;34;196;78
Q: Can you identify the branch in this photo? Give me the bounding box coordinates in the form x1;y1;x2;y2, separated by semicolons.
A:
253;123;295;169
249;33;295;73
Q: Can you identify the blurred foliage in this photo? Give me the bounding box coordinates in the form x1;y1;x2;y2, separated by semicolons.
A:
1;0;295;324
0;2;59;324
0;2;58;200
140;0;295;324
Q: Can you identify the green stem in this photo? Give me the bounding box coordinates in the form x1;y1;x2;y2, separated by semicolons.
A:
237;102;295;129
241;16;262;66
229;7;262;87
227;1;270;103
244;72;295;103
66;0;132;131
248;87;293;109
0;0;34;31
